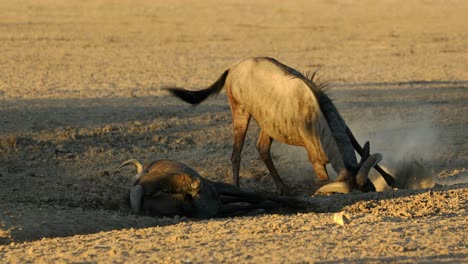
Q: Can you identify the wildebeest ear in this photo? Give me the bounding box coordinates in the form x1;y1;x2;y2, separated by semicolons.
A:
362;141;370;158
357;141;370;168
190;178;201;190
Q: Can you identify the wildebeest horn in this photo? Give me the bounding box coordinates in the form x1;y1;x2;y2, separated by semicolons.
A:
315;181;352;194
346;126;396;187
368;165;393;192
119;159;145;183
130;185;144;213
356;153;383;188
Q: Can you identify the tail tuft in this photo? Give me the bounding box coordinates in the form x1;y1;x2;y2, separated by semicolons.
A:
166;88;208;105
165;70;229;105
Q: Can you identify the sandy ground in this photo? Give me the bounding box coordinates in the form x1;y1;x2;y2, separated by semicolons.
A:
0;0;467;263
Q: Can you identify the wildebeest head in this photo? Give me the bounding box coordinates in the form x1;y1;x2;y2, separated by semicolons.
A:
302;74;390;193
119;159;202;214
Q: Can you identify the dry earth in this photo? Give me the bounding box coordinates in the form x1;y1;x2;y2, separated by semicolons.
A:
0;0;467;263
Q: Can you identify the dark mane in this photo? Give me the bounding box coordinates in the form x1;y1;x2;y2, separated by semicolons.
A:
302;71;334;112
301;71;359;171
262;57;304;78
261;57;335;113
261;57;329;95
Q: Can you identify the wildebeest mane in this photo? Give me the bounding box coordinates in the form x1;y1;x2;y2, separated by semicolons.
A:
262;57;331;102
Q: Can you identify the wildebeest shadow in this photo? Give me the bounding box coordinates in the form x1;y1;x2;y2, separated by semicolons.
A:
0;96;230;134
0;80;466;244
1;80;466;133
1;182;465;245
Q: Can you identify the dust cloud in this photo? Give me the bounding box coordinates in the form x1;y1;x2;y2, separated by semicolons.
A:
353;110;444;189
271;109;450;190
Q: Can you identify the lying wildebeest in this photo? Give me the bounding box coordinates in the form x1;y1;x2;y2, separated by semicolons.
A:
166;57;394;194
119;159;304;218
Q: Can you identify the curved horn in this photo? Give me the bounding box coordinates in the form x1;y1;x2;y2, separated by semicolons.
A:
369;165;393;192
119;159;144;174
130;185;144;213
356;153;383;188
119;159;145;183
315;181;351;194
369;174;392;192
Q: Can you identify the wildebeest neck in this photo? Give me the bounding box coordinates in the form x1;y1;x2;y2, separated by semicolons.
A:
305;78;359;172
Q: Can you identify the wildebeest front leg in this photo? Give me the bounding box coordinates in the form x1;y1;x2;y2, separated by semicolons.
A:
256;130;290;195
229;105;251;187
305;147;330;182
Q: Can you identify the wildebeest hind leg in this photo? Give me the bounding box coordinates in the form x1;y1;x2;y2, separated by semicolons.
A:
256;130;291;195
229;104;251;187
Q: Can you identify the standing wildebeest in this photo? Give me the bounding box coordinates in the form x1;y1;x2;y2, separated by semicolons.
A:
166;57;394;194
120;159;304;218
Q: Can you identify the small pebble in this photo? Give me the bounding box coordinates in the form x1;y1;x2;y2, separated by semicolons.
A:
333;212;350;226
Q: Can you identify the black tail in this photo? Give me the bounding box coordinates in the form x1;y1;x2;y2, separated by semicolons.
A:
165;70;229;105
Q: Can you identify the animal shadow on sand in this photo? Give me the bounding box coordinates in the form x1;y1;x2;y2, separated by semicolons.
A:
1;79;466;243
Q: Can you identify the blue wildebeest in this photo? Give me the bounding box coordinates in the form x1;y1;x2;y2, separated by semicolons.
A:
166;57;394;194
119;159;303;218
